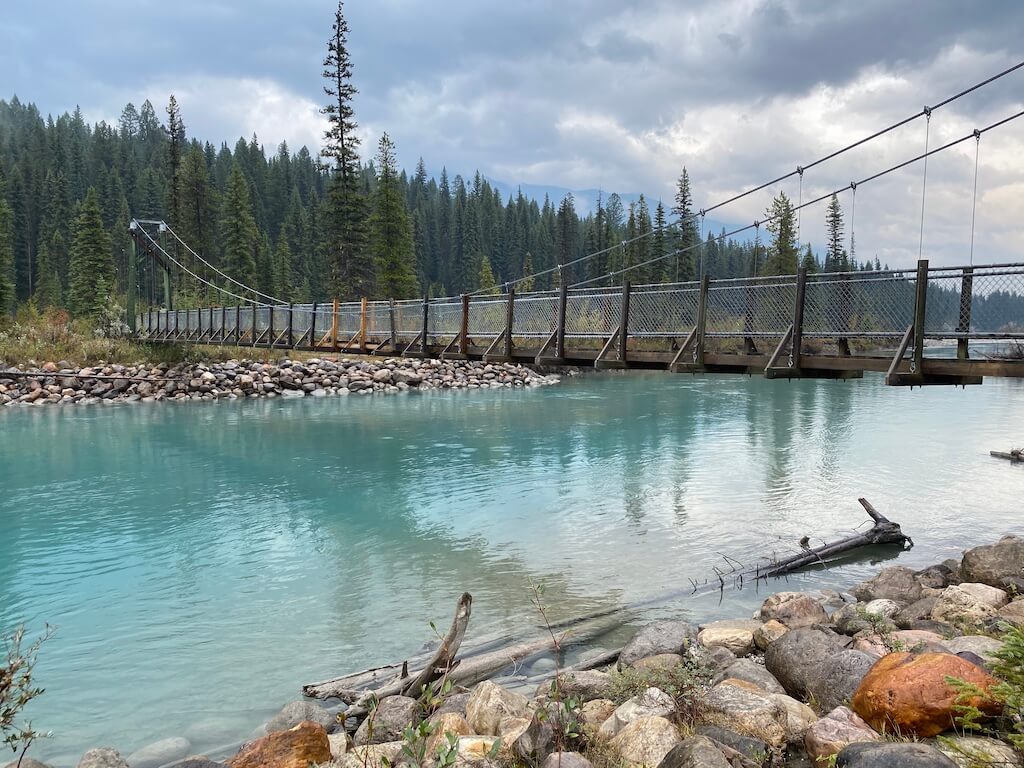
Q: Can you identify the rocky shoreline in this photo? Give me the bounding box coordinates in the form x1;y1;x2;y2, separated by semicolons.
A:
0;357;560;407
26;535;1024;768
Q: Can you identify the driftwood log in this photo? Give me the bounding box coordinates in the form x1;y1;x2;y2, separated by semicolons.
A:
991;449;1023;464
400;592;472;697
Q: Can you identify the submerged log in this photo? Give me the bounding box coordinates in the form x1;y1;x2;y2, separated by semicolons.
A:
400;592;472;697
758;498;912;579
991;449;1023;463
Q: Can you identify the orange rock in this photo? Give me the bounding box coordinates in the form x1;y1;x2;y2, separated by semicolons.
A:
228;721;331;768
851;652;1001;738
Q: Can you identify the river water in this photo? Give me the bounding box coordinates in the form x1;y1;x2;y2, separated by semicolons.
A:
2;371;1024;764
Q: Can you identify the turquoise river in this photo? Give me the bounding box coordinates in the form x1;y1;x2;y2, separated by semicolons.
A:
2;371;1024;764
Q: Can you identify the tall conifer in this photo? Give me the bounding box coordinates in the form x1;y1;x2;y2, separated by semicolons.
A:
67;188;114;317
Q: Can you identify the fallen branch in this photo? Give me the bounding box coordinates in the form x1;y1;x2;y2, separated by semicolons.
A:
991;449;1023;464
400;592;472;697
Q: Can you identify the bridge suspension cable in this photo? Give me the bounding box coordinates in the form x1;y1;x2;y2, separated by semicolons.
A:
477;58;1024;295
569;107;1024;288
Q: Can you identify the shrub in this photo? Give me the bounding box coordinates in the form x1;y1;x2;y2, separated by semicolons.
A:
607;657;711;727
1;625;54;767
951;623;1024;749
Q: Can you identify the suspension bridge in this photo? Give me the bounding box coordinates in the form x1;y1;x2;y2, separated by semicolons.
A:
126;62;1024;388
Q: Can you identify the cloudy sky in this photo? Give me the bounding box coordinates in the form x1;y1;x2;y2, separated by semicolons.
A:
2;0;1022;268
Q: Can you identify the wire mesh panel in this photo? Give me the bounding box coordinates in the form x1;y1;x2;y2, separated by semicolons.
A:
239;306;253;336
393;300;423;342
803;271;916;338
365;301;392;340
427;300;462;342
512;291;558;340
630;282;699;337
468;297;506;339
254;307;270;335
565;287;621;338
961;265;1024;337
271;307;289;337
290;304;313;341
923;268;966;337
706;276;796;338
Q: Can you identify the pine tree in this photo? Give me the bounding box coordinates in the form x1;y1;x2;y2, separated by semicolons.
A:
824;193;844;273
673;168;699;281
166;95;186;225
67;188;114;318
555;193;577;284
177;146;216;259
219;164;258;289
519;252;535;292
368;133;418;298
800;243;818;273
478;257;497;294
763;192;798;276
321;0;371;299
34;232;63;308
0;199;15;316
652;200;668;283
273;234;293;299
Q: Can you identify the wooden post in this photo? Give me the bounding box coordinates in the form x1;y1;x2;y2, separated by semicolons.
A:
912;259;929;375
618;280;631;362
268;302;275;348
556;283;568;360
460;294;470;356
360;297;368;352
175;306;180;337
743;277;756;355
252;303;257;348
838;272;852;356
288;303;294;348
184;305;190;338
791;267;808;369
310;302;318;351
332;299;339;351
389;299;397;350
127;234;137;331
421;296;430;356
957;267;974;360
504;288;515;359
148;308;153;334
221;306;226;342
235;305;241;345
695;274;710;367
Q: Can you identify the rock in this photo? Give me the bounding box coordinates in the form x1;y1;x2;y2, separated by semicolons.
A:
167;760;225;768
465;681;530;736
5;760;53;768
863;599;904;620
549;670;612;701
372;369;392;383
126;738;192;768
327;732;350;759
806;650;876;714
998;599;1024;628
836;742;957;767
894;596;939;629
434;692;472;718
227;722;331;768
932;584;1007;626
803;706;881;764
916;564;957;589
943;635;1004;662
852;567;923;604
620;620;696;667
266;700;335;734
831;604;881;636
598;687;675;738
632;653;685;671
506;713;555;763
937;734;1024;767
961;535;1024;588
697;619;762;657
712;658;785;694
764;627;847;699
701;679;789;747
693;725;770;763
656;735;732;768
760;592;829;628
339;742;403;768
608;716;680;768
541;753;593;768
850;652;1002;737
580;698;616;728
353;695;420;745
890;629;949;652
455;736;500;761
691;645;737;673
774;693;818;743
78;749;131;768
753;619;788;650
425;713;472;756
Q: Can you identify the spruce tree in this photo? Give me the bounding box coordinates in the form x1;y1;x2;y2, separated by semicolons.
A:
321;0;372;299
219;164;258;290
0;199;15;316
166;95;186;225
478;257;497;294
763;192;798;276
824;193;844;272
273;234;293;299
555;193;577;284
67;188;114;318
368;133;418;298
672;168;699;281
34;234;63;308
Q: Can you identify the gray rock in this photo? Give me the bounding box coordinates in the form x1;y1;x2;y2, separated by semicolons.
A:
831;604;879;636
894;596;939;629
354;695;420;745
961;536;1024;588
540;753;592;768
4;759;53;768
126;738;191;768
694;725;771;763
620;620;697;667
546;670;611;702
944;634;1004;663
765;627;847;699
915;564;956;589
434;692;472;718
851;567;923;604
836;742;957;767
657;735;732;768
712;658;785;694
806;650;875;713
167;761;226;768
78;749;130;768
266;699;336;733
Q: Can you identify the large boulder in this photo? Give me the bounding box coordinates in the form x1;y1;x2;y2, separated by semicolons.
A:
753;620;788;651
465;681;530;736
850;652;1002;737
937;734;1024;767
541;753;593;768
894;596;939;629
764;627;846;699
760;592;829;628
227;722;331;768
580;699;616;729
806;650;876;713
633;653;684;671
915;563;958;589
944;635;1004;663
78;750;130;768
425;712;472;756
338;742;403;768
998;599;1024;628
353;695;420;745
852;567;923;604
126;738;191;768
267;700;336;733
701;679;791;747
434;691;472;718
697;619;762;657
830;604;889;637
656;735;732;768
619;621;696;667
803;706;880;764
711;658;785;695
548;670;611;701
607;716;680;768
961;535;1024;587
932;584;1008;626
836;742;957;767
6;760;53;768
693;726;770;764
597;687;675;739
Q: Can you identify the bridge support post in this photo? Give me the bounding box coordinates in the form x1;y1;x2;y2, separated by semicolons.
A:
235;305;240;346
791;267;807;370
556;283;568;360
389;299;397;351
127;235;137;331
287;303;294;348
421;296;430;357
310;302;318;351
360;298;368;353
504;288;515;359
695;274;709;368
252;303;258;348
912;259;928;375
331;300;339;352
619;280;631;363
958;267;974;360
268;302;275;349
460;294;470;356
